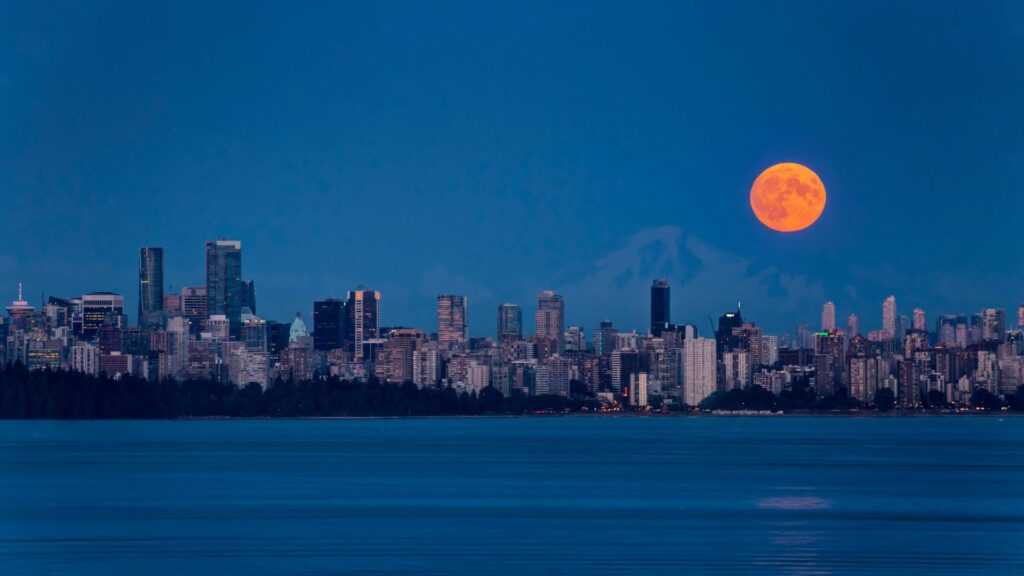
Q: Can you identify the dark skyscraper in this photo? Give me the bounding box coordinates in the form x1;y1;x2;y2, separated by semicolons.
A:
650;278;670;336
138;247;164;330
497;303;522;342
314;298;346;351
715;308;743;354
346;289;380;359
205;240;242;336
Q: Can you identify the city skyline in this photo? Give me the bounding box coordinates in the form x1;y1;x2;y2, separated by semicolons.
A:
3;3;1023;337
6;239;1024;341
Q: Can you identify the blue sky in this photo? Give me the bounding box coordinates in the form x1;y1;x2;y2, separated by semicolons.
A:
2;1;1023;337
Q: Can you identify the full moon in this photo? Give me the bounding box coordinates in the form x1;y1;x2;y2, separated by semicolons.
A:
750;163;826;232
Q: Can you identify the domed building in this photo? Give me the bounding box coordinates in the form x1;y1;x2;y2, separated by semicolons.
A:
289;312;309;343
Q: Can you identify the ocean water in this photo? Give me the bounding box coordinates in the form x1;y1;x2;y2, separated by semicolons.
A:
0;416;1022;575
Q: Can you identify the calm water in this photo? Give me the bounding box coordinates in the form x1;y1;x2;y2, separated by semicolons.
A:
1;417;1022;575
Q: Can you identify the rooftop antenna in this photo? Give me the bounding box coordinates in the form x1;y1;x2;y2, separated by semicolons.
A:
18;282;23;302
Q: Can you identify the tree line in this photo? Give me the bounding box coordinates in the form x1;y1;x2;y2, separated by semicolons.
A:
0;362;596;419
1;363;1022;419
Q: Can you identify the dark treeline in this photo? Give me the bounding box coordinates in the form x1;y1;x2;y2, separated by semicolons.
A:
699;380;1024;413
2;363;1023;419
0;363;597;419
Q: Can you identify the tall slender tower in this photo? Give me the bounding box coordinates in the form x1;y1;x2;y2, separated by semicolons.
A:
912;308;927;332
205;240;242;337
535;291;565;354
821;301;836;331
138;247;164;330
650;278;670;336
346;289;380;359
847;314;859;337
882;295;897;339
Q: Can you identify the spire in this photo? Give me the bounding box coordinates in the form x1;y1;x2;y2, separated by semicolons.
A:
18;282;23;302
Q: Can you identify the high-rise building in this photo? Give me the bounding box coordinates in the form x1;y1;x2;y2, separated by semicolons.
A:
912;308;927;332
535;291;564;354
650;278;670;336
716;309;743;354
241;315;268;352
181;286;207;334
563;326;586;353
138;247;164;330
82;292;125;339
629;372;649;407
1018;304;1024;330
240;280;256;314
813;330;846;396
795;322;811;349
594;320;618;357
412;343;441;388
347;289;380;360
821;301;835;331
760;335;779;366
882;295;897;339
165;316;190;380
437;295;469;349
683;337;716;407
610;348;640;395
314;298;346;351
205;240;242;336
497;303;522;342
375;329;427;383
847;314;859;338
722;350;751;391
849;355;882;404
980;308;1006;342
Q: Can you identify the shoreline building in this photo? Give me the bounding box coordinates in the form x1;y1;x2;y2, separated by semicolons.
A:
683;337;716;407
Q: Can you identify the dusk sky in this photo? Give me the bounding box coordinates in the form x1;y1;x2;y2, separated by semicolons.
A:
2;1;1023;336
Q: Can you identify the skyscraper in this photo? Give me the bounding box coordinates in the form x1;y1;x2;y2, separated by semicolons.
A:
138;247;164;330
882;295;897;339
81;292;125;338
912;308;926;332
1018;304;1024;330
497;303;522;342
980;308;1006;342
313;298;346;351
437;295;469;348
821;301;835;331
650;278;670;336
683;337;716;407
716;309;743;354
347;289;380;360
847;314;859;337
205;240;242;336
535;291;564;354
181;286;207;334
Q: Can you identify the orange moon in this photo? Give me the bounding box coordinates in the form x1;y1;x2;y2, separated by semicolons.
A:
750;163;826;232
